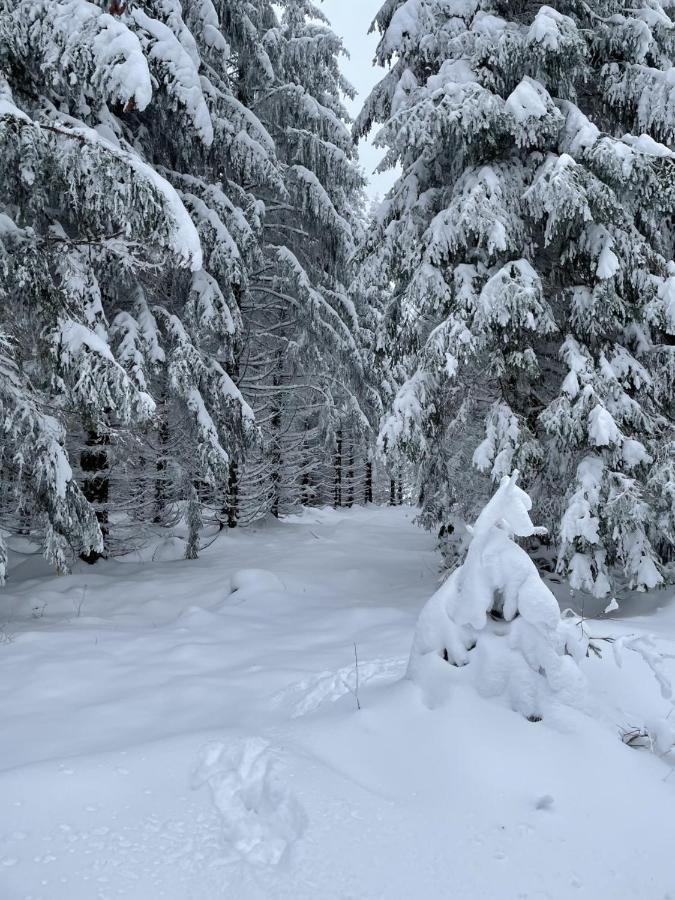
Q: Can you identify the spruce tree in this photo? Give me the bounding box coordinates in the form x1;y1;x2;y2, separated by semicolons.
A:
409;472;587;720
358;0;675;596
237;0;374;518
0;49;201;572
0;0;268;570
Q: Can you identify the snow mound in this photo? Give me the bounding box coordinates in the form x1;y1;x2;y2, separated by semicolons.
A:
192;738;306;865
228;569;285;596
152;536;188;562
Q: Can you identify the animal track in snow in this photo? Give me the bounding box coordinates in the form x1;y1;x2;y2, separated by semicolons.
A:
192;738;306;866
274;656;407;717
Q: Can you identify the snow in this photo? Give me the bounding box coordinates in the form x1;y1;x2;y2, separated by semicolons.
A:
90;9;153;112
527;5;573;51
561;103;600;154
192;0;229;54
390;68;418;117
0;212;20;236
588;404;622;447
622;132;675;158
48;0;153;112
476;258;554;334
0;94;31;124
658;271;675;333
560;456;603;547
58;320;116;364
379;369;434;450
472;12;508;39
381;0;422;56
38;416;75;502
1;506;675;899
505;77;551;124
596;241;621;280
472;402;520;480
132;8;214;146
622;437;650;468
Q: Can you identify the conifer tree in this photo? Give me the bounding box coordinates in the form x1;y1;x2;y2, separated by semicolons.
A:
358;0;675;595
237;0;374;518
409;472;587;720
0;50;201;572
0;0;266;570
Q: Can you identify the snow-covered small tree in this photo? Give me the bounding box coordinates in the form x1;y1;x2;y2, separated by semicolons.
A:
408;472;586;721
0;332;102;582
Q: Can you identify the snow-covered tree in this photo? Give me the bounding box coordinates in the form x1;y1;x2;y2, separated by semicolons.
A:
0;44;203;568
0;0;264;568
0;331;102;581
358;0;675;595
236;0;375;519
408;472;586;720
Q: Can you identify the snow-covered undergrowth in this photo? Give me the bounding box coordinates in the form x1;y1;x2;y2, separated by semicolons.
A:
409;473;588;721
1;506;674;899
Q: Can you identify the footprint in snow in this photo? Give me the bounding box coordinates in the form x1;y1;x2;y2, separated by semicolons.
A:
192;738;306;866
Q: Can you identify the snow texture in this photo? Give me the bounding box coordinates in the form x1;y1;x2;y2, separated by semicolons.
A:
1;507;674;899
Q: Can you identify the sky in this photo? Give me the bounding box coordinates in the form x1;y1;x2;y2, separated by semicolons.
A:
320;0;397;202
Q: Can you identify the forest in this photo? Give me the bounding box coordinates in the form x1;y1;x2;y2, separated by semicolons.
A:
1;1;675;898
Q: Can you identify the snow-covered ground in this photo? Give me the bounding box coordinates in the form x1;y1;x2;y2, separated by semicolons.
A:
1;506;674;900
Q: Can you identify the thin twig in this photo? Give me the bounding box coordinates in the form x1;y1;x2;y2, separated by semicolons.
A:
353;642;361;711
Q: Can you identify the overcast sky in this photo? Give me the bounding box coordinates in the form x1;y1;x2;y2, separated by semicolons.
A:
320;0;397;202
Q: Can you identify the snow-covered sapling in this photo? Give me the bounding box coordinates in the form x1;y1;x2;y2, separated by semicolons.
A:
408;472;586;720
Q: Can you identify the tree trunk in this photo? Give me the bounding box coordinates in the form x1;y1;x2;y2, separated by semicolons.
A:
346;439;354;508
185;483;202;560
270;374;282;519
80;429;109;563
365;461;373;505
301;470;311;506
334;429;343;508
154;414;169;524
225;460;239;529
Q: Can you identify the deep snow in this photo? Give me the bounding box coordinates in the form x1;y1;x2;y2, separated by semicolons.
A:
1;506;674;900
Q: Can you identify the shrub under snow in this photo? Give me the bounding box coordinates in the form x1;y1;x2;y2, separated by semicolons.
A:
408;472;587;721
